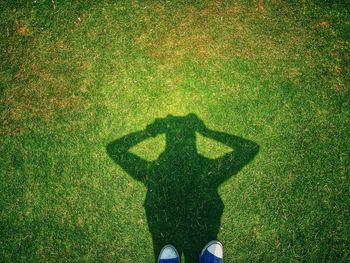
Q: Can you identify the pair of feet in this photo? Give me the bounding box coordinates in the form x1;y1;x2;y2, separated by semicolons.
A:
158;240;223;263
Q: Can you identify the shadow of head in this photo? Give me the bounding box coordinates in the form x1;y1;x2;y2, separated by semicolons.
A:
146;113;205;155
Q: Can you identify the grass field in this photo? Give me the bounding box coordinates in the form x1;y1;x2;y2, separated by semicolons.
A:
1;0;349;262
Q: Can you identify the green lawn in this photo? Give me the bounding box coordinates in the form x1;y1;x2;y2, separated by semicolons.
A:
1;0;349;262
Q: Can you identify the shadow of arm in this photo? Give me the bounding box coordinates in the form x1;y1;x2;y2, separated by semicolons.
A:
201;128;259;183
106;130;152;183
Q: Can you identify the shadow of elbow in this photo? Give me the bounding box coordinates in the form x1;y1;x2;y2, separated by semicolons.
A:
246;142;260;160
252;143;260;156
106;142;121;160
106;143;114;156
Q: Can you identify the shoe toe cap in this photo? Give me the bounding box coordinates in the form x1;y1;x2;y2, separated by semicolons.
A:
159;246;178;260
207;242;223;258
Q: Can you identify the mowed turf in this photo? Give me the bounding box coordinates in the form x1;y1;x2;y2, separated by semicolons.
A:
0;0;349;262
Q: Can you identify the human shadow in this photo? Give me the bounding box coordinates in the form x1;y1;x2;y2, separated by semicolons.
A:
106;114;259;262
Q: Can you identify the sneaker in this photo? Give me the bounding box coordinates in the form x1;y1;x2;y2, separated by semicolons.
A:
158;244;180;263
199;240;223;263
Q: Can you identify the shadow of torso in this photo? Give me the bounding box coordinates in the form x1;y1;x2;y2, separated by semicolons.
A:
145;153;224;261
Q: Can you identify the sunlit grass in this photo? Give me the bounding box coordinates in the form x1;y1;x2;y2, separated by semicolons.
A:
1;1;349;262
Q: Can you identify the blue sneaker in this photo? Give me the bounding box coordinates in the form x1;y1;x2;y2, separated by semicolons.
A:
158;244;180;263
199;240;223;263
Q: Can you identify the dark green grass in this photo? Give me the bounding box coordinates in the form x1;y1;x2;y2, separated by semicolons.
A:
1;0;349;262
